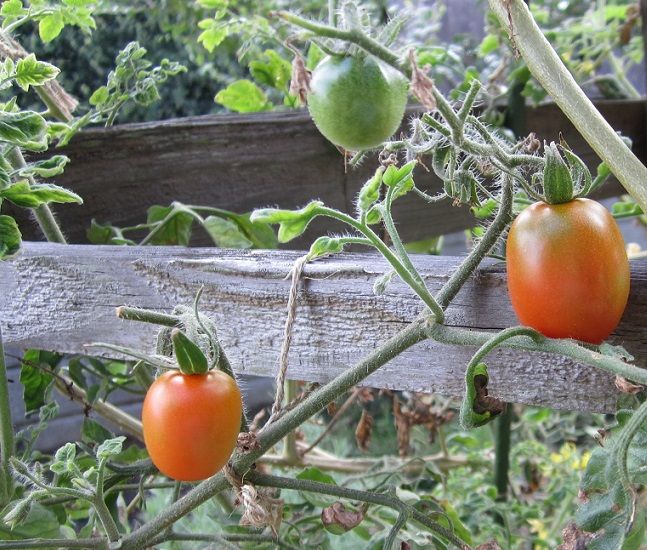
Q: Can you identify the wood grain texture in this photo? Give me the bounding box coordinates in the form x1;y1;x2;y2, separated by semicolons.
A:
10;101;639;246
3;242;647;413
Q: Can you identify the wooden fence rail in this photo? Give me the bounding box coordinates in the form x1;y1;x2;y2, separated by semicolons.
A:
9;101;645;247
3;242;647;413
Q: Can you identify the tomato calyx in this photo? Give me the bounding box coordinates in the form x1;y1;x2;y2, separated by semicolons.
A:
540;141;595;205
171;328;209;375
542;141;574;204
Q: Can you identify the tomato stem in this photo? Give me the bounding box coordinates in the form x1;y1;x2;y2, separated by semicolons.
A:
0;325;14;507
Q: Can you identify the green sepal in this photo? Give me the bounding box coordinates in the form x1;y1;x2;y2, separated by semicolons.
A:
357;166;384;213
542;141;574;204
459;362;505;429
172;329;209;375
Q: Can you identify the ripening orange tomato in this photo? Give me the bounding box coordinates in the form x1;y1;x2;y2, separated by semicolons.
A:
506;198;630;344
142;370;242;481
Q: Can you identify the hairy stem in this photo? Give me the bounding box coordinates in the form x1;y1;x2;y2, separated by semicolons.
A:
435;176;512;308
119;320;429;549
246;471;465;548
430;325;647;386
5;148;67;244
488;0;647;213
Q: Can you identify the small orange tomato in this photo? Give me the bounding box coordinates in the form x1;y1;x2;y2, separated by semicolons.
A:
142;370;242;481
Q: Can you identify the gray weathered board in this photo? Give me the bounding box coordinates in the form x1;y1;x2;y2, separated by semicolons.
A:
9;101;643;247
3;242;647;414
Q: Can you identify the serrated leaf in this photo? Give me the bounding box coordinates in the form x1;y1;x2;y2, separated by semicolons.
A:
50;442;77;475
14;54;59;91
20;350;60;414
0;181;82;208
38;13;64;43
197;19;228;52
0;110;48;151
203;215;253;248
18;155;69;178
0;214;21;259
96;436;126;460
215;79;270;113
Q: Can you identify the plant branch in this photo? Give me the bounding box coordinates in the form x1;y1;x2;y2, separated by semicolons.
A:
246;471;466;548
4;147;67;244
0;539;108;549
119;319;429;549
435;175;512;308
429;325;647;386
488;0;647;213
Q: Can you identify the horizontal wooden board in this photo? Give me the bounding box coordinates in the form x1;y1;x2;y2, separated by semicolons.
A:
3;242;647;413
10;101;639;246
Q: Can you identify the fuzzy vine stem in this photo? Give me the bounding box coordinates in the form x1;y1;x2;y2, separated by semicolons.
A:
316;206;444;321
245;471;466;548
94;460;121;542
5;147;67;244
0;325;13;507
429;324;647;386
118;319;429;549
615;398;647;493
0;539;108;549
435;175;513;308
488;0;647;213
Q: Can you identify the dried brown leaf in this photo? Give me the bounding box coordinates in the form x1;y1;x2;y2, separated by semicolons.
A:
289;52;310;106
321;502;364;534
614;375;643;394
355;409;374;452
408;50;436;111
557;522;595;550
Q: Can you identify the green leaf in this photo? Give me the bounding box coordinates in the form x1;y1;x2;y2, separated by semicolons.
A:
96;436;126;460
88;85;109;106
0;181;82;208
14;54;59;91
250;201;323;243
249;49;292;92
0;215;21;259
307;236;346;260
0;0;26;18
197;19;228;53
146;205;194;246
86;219;123;245
296;467;336;485
479;33;499;56
472;198;498;219
172;329;209;375
81;418;114;445
18;155;69;178
20;350;60;414
215;79;270;113
1;502;63;539
459;362;504;429
50;442;77;475
202;215;253;248
38;12;64;43
231;213;278;249
0;110;48;151
197;0;228;7
382;161;416;188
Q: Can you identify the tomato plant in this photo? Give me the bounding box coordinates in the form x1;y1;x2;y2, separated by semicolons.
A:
307;54;408;151
507;200;630;345
142;369;242;481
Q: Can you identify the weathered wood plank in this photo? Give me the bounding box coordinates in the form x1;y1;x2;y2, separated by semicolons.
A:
10;101;641;246
3;242;647;413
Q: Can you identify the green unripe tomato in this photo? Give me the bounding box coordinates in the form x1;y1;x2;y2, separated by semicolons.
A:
307;55;408;151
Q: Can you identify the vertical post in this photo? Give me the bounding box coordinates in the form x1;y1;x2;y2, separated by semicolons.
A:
0;324;15;506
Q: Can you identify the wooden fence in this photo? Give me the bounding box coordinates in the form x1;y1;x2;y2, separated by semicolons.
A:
9;101;646;247
3;242;647;414
3;99;647;433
